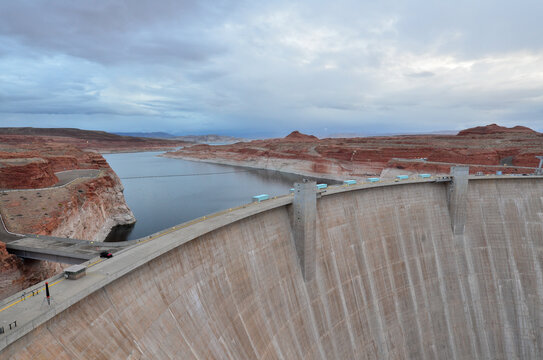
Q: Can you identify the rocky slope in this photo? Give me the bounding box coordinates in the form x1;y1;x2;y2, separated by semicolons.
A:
0;169;134;299
165;124;543;179
1;171;135;240
0;131;142;299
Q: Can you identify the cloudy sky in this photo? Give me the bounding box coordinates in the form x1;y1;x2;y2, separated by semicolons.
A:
1;0;543;137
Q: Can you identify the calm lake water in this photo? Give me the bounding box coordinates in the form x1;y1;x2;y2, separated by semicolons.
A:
103;151;322;241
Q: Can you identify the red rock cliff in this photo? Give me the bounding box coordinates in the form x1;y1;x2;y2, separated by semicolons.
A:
0;136;136;299
165;125;543;179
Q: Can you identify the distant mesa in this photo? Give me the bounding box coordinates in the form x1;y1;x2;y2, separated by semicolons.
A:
175;134;246;144
457;123;539;136
284;131;319;141
114;131;177;139
0;127;137;141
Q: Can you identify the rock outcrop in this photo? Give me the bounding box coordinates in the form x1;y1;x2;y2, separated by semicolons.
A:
285;130;319;141
0;132;140;300
0;157;58;189
165;125;543;179
457;123;538;136
0;169;135;299
46;173;135;241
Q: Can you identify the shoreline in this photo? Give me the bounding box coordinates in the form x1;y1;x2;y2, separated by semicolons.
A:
160;152;348;183
98;146;182;154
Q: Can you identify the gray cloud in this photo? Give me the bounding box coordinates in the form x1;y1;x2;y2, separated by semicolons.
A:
1;0;543;136
405;71;435;78
0;0;229;64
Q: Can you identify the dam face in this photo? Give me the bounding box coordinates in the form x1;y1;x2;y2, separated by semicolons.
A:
4;179;543;359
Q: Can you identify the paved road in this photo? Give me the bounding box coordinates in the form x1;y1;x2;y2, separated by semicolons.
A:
0;169;101;243
54;169;101;187
0;216;20;242
0;169;100;192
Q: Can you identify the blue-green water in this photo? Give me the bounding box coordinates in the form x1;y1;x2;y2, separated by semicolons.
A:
103;152;315;241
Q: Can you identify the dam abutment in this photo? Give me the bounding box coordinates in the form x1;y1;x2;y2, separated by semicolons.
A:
448;166;469;235
292;180;317;281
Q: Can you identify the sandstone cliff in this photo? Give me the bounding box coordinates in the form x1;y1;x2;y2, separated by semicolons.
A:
0;135;137;300
0;169;135;299
47;172;135;241
165;125;543;179
0;155;58;189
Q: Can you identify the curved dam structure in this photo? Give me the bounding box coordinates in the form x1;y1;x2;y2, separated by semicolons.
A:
1;174;543;359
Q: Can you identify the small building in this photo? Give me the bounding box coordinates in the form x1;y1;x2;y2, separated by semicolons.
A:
496;171;503;175
344;180;357;185
64;264;87;280
252;194;270;202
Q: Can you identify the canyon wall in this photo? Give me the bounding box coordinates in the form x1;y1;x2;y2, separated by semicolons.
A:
165;125;543;180
4;178;542;359
0;156;58;189
0;171;134;299
0;129;186;300
44;172;135;242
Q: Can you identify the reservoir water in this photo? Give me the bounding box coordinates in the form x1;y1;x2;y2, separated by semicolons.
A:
103;151;319;241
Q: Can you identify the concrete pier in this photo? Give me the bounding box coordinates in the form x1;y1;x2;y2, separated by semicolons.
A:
448;166;469;235
292;180;317;281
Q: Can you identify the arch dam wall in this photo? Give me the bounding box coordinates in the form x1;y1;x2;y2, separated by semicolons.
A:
3;178;543;359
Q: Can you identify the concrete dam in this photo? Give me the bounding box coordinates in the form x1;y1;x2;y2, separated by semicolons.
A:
1;173;543;359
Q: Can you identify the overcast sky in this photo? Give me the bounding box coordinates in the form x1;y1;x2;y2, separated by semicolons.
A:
1;0;543;137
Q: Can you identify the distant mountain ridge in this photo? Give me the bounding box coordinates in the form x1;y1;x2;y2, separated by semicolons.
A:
0;127;247;145
114;132;177;139
0;127;188;152
115;132;247;144
0;127;142;141
174;134;247;144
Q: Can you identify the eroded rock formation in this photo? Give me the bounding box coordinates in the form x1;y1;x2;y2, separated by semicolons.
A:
0;132;141;299
165;124;543;179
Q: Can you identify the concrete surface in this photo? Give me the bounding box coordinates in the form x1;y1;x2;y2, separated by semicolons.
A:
292;181;316;281
0;178;442;266
1;175;543;359
448;166;469;235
